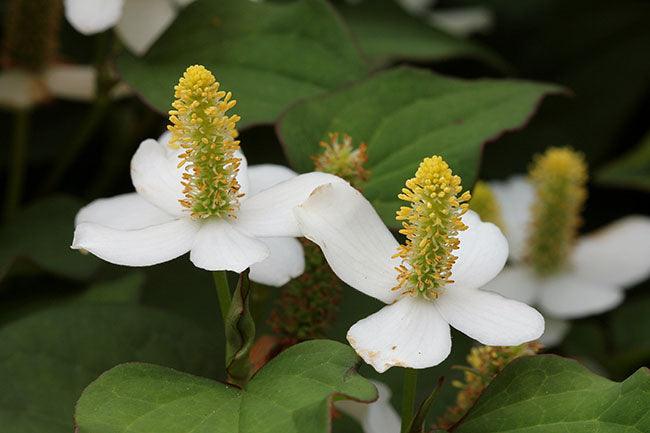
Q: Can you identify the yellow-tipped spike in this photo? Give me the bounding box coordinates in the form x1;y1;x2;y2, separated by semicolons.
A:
167;65;242;219
394;156;471;299
526;147;588;275
470;181;504;231
312;132;369;189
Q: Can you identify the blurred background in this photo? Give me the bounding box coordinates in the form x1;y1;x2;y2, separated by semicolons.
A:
1;0;649;431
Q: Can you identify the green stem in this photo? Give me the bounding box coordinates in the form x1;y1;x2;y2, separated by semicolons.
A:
4;109;29;221
213;271;232;321
401;368;418;433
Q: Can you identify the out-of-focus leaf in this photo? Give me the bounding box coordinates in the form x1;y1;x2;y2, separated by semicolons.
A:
74;272;145;304
279;66;562;226
0;196;98;281
337;0;506;69
0;304;221;433
75;340;377;433
225;272;255;386
609;296;650;376
454;355;650;433
117;0;369;128
597;132;650;191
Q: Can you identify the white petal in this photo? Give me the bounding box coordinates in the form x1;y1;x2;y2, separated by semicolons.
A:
448;210;509;291
435;286;544;346
236;172;347;238
115;0;175;55
43;64;96;101
294;182;400;304
248;237;305;287
537;273;624;319
75;193;174;229
64;0;124;35
335;381;401;433
397;0;436;13
189;220;269;273
490;176;534;262
572;216;650;288
246;164;297;196
347;297;451;373
130;138;185;216
539;317;570;347
480;265;540;305
72;218;198;266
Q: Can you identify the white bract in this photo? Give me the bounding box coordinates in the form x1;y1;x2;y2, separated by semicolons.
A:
72;132;342;286
335;381;400;433
483;175;650;345
64;0;194;55
295;160;543;373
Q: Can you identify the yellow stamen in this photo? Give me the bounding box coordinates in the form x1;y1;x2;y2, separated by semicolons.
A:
167;65;242;219
470;181;504;232
527;147;587;275
394;156;471;299
312;132;369;189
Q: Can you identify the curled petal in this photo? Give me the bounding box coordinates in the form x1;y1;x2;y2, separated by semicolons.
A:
249;237;305;287
237;172;347;238
75;193;174;229
449;210;509;291
295;182;400;304
347;297;451;373
537;273;624;319
130;138;185;216
190;220;269;273
572;216;650;288
435;286;544;346
64;0;124;35
72;218;199;266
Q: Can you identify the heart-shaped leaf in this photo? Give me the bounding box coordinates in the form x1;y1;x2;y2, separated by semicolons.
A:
453;355;650;433
278;66;562;226
0;304;221;433
75;340;377;433
117;0;369;128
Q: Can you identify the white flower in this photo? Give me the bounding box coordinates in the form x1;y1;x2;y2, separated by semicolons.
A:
484;175;650;345
72;132;343;286
64;0;194;55
335;380;401;433
294;180;544;373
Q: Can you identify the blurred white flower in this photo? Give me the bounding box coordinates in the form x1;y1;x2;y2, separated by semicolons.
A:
483;175;650;345
295;157;543;373
72;132;343;286
397;0;494;37
64;0;194;55
335;381;401;433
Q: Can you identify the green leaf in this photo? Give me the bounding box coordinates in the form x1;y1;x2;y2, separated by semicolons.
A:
454;355;650;433
75;340;377;433
337;0;506;69
597;131;650;191
0;304;221;433
117;0;369;128
609;296;650;376
225;272;255;386
0;195;99;281
74;272;145;304
408;377;444;433
278;66;561;226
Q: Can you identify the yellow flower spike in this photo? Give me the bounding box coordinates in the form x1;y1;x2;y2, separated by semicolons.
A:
394;156;471;299
437;342;542;430
167;65;242;220
527;147;588;275
470;181;504;231
312;132;370;189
